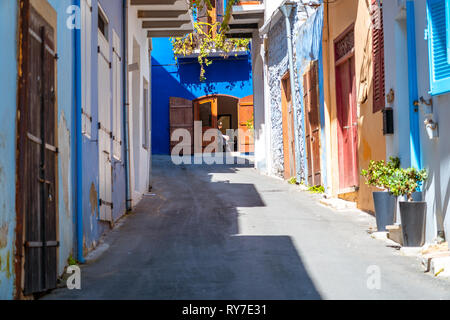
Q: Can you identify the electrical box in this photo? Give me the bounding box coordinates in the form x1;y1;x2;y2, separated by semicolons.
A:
383;107;394;135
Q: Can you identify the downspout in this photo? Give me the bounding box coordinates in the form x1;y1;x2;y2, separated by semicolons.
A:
406;1;422;170
123;0;131;211
280;3;302;183
74;0;85;263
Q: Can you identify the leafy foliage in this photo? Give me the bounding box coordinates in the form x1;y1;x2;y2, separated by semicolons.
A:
388;167;428;201
361;157;400;191
361;157;428;201
308;185;325;194
172;0;250;81
288;177;297;185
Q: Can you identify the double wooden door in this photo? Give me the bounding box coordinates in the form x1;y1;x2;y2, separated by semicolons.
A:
335;33;358;191
18;3;58;295
281;73;297;180
304;61;322;186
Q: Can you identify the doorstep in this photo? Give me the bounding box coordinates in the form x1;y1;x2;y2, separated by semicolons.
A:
319;196;357;211
420;242;450;277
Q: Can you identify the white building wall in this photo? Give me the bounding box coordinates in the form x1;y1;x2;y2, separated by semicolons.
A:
127;2;152;207
384;0;450;243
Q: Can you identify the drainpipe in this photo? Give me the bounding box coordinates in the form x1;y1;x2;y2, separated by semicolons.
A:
280;3;302;183
74;0;85;264
123;0;131;211
406;1;421;170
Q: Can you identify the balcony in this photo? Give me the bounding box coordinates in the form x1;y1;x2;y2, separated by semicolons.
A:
226;0;264;38
130;0;194;38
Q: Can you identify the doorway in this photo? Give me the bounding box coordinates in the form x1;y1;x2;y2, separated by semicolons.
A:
170;95;254;154
334;26;358;192
16;1;59;296
281;72;296;180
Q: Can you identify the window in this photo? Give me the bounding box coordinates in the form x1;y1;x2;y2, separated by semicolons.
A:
112;30;122;160
98;5;108;39
142;79;150;150
427;0;450;95
81;0;92;137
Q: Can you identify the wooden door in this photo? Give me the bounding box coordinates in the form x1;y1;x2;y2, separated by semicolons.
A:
281;73;296;180
304;61;322;186
194;97;218;153
18;4;59;295
335;30;358;191
98;29;113;222
238;95;255;154
170;97;193;155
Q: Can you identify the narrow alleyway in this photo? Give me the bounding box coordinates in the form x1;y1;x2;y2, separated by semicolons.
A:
44;156;450;300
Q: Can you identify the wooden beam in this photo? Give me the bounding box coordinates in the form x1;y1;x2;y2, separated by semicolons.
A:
142;20;190;28
138;10;186;18
147;30;191;38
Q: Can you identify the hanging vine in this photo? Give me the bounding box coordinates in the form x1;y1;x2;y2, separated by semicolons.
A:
171;0;250;81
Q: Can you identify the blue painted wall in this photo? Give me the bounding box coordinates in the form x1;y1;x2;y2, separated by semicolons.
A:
81;0;126;253
295;5;327;189
151;37;254;155
0;0;79;299
47;0;78;278
0;0;18;300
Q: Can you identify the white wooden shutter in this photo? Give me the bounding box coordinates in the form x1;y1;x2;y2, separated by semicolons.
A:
98;29;113;222
112;30;122;160
81;0;92;137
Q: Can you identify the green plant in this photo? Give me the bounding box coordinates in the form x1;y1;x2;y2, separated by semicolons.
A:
171;0;249;81
288;177;297;185
361;157;400;191
308;185;325;194
388;167;428;201
68;254;78;266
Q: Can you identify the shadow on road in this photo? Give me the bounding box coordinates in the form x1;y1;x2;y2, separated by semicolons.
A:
43;156;321;300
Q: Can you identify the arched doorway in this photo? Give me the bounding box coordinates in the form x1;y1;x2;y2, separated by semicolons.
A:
169;94;254;154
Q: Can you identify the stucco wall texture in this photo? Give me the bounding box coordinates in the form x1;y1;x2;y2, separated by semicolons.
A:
267;7;305;181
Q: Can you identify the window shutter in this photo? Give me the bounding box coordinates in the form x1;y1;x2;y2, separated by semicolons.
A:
81;0;92;136
427;0;450;95
372;0;385;113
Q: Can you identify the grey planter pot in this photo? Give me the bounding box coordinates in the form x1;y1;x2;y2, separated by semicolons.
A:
373;191;396;231
399;201;427;247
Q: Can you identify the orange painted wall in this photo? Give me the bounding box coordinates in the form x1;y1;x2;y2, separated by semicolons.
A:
322;0;386;213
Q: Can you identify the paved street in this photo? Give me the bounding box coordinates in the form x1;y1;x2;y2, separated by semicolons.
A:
44;156;450;300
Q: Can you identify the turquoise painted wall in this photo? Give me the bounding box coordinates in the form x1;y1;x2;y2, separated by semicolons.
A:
0;0;18;300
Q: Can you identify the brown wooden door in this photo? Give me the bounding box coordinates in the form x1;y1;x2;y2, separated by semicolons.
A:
238;95;254;154
194;97;218;152
170;97;193;155
19;5;58;295
336;50;358;191
281;73;296;180
304;61;322;186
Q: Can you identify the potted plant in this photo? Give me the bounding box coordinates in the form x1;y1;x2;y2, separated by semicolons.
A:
389;167;428;247
361;157;400;232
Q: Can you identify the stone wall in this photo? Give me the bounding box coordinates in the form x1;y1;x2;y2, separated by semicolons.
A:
267;7;305;180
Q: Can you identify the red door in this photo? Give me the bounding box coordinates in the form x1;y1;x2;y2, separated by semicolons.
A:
335;54;358;190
